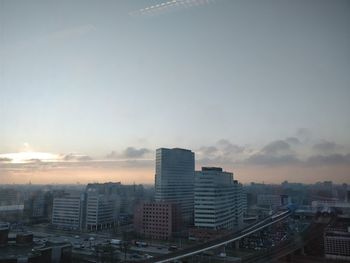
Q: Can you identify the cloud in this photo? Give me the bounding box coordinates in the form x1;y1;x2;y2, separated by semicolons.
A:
295;128;312;142
285;137;301;145
122;147;151;158
196;136;350;169
198;146;218;156
244;138;350;167
28;159;42;163
313;140;339;153
106;147;152;160
118;159;154;168
196;139;246;166
0;157;12;162
217;139;245;154
105;151;119;159
241;138;299;166
245;154;300;166
0;148;156;177
261;140;291;154
62;153;93;162
306;153;350;166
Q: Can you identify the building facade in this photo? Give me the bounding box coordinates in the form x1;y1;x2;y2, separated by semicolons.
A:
85;194;115;231
0;188;20;206
52;194;85;230
51;182;138;231
257;194;290;209
24;192;46;220
324;225;350;261
134;202;180;240
155;148;195;225
85;182;120;230
194;167;243;230
0;222;9;246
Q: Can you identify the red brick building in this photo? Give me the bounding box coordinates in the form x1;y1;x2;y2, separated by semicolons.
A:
134;202;181;240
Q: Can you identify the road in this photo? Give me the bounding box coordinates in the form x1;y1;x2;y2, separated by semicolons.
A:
242;219;330;263
141;210;291;263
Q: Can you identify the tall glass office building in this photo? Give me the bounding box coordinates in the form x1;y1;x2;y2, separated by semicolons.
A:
155;148;195;225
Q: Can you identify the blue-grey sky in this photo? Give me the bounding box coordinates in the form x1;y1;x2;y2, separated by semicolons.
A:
1;0;350;184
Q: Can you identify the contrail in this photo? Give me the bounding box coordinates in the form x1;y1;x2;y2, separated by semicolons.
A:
129;0;216;17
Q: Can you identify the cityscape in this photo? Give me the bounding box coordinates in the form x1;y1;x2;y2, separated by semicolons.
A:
0;147;349;262
1;0;350;262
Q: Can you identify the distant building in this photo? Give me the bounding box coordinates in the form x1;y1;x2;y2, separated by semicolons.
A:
51;182;143;231
0;205;24;222
155;148;195;225
0;190;23;221
30;194;45;218
85;182;145;217
311;200;350;216
257;194;290;209
86;182;121;195
312;181;335;200
194;167;243;230
0;222;9;246
52;194;85;230
134;202;180;240
24;191;47;221
0;188;20;206
119;184;145;215
346;187;350;203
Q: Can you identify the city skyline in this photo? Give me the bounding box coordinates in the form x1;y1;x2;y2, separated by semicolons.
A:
1;0;350;184
0;142;349;185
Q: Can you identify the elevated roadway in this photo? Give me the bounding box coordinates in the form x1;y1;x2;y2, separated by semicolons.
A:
142;210;291;263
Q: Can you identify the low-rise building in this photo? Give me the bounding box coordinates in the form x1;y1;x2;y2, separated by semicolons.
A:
134;202;181;240
257;194;290;209
312;200;350;216
0;229;72;263
324;223;350;261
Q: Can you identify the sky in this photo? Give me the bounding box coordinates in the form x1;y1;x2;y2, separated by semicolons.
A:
0;0;350;184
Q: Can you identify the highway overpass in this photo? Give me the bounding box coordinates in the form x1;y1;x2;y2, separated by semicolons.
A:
142;210;292;263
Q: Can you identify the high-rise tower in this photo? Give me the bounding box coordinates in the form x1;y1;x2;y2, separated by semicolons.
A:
155;148;195;224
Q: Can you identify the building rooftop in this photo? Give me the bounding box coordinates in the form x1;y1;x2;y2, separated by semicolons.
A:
0;205;24;212
157;147;193;152
202;167;223;172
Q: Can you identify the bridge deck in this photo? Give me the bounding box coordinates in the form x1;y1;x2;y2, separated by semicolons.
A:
140;211;291;263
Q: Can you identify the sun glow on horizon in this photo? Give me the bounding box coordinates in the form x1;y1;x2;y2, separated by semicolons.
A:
0;152;60;163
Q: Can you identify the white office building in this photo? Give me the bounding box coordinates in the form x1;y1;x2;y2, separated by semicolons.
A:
85;194;115;231
155;148;195;224
194;167;243;230
52;194;85;230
